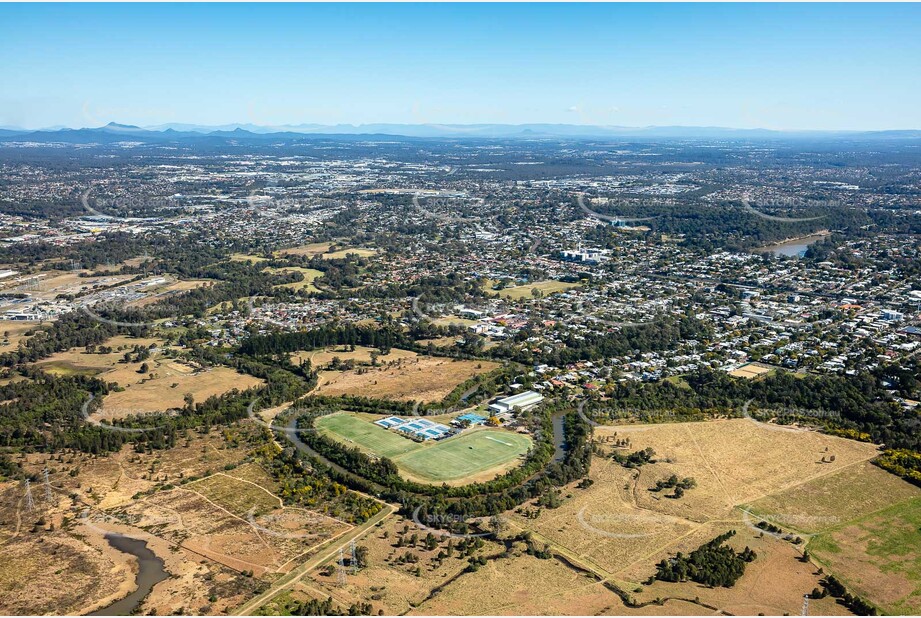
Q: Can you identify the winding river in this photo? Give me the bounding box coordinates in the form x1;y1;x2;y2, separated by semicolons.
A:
89;535;168;616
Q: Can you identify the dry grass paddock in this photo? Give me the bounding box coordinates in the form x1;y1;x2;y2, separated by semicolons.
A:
313;355;499;403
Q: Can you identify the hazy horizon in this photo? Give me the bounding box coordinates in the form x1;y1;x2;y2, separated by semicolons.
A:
2;3;920;131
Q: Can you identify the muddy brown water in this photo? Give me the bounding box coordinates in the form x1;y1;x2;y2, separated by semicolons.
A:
89;534;168;616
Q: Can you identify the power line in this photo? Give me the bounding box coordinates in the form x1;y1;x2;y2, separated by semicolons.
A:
24;479;34;512
337;548;347;586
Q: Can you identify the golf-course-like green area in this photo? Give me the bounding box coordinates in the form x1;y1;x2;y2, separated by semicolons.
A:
316;413;422;458
315;412;533;483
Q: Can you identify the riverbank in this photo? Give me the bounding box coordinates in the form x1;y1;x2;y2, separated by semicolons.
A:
75;522;176;616
751;231;830;257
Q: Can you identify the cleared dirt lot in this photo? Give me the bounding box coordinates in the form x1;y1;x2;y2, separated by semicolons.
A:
1;270;133;298
313;355;499;403
126;278;212;308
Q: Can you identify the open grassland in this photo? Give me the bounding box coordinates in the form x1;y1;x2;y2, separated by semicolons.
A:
99;363;262;418
274;242;335;257
35;335;167;378
418;335;462;348
188;470;282;518
18;424;266;509
34;335;263;418
432;316;479;328
501;419;881;612
262;266;324;292
324;247;377;259
491;279;582;300
482;420;884;615
622;526;847;616
746;460;921;534
92;256;151;272
604;419;880;521
290;345;417;368
273;243;376;260
393;429;532;483
318;413;532;484
409;551;617;616
0;320;42;351
410;532;845;617
808;498;921;615
749;463;921;614
314;355;499;403
229;253;270;263
745;461;921;615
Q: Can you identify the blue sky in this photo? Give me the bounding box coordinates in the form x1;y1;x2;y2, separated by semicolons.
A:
1;3;919;130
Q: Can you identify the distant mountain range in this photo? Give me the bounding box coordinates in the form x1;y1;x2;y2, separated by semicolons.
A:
1;122;920;144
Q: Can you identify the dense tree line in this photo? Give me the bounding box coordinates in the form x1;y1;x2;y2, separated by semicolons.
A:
0;368;109;449
240;324;410;357
818;575;879;615
654;530;755;588
588;366;920;452
0;311;144;367
260;443;383;524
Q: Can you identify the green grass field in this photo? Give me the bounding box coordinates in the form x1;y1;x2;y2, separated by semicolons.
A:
807;496;921;615
393;430;532;482
316;413;422;458
317;413;532;483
